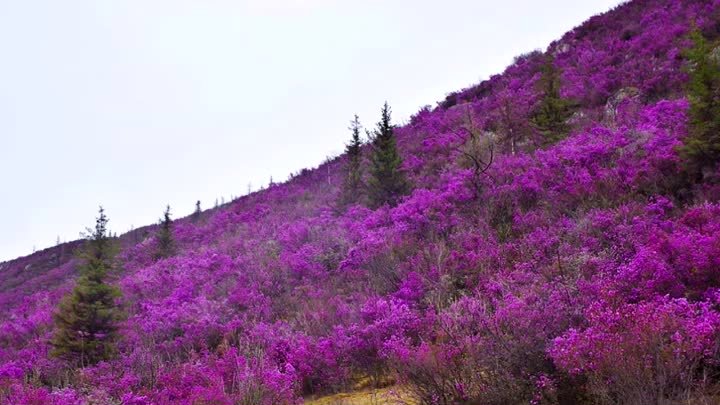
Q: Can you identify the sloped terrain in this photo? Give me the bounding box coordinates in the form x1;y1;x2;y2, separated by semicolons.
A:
2;1;720;404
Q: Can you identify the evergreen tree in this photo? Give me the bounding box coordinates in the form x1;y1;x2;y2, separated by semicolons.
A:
192;200;201;222
339;114;365;207
368;102;410;208
530;56;575;146
51;206;123;368
155;205;175;259
681;30;720;182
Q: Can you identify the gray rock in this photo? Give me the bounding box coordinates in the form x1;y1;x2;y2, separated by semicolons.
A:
710;46;720;64
605;87;641;123
552;43;571;57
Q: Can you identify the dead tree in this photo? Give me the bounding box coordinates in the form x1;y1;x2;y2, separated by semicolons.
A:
454;105;495;197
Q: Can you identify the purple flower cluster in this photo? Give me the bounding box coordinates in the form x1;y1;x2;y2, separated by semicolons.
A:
2;0;720;404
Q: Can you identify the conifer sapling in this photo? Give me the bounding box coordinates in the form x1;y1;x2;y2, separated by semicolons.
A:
339;114;365;207
51;206;123;368
368;102;410;208
155;205;175;259
681;30;720;182
530;56;575;146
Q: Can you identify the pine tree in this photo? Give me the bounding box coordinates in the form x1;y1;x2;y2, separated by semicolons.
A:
368;102;410;208
530;56;575;146
681;30;720;182
339;114;365;208
155;205;175;259
51;206;123;368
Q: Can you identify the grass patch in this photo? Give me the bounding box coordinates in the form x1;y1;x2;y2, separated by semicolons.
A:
304;386;416;405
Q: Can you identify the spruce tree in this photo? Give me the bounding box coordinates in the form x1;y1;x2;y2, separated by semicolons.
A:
681;30;720;182
339;114;365;207
51;206;123;368
530;56;575;146
155;205;175;259
368;102;410;208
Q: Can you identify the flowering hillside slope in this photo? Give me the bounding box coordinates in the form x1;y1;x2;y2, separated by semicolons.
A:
2;0;720;404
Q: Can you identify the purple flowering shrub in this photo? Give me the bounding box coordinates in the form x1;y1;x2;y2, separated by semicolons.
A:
3;0;720;404
550;296;720;404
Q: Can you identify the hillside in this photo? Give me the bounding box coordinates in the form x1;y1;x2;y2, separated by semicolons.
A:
2;0;720;404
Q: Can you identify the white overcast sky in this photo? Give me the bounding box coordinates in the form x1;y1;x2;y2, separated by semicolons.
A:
0;0;624;262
